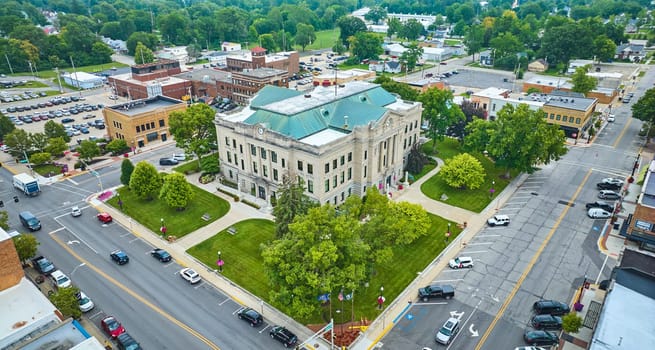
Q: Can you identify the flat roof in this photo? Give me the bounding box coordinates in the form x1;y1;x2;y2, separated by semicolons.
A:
314;69;373;80
110;72;188;87
0;278;58;344
227;51;296;64
175;67;232;83
108;96;184;116
525;75;573;89
62;72;103;82
22;318;104;350
473;87;509;98
239;67;287;78
543;94;596;111
300;128;346;146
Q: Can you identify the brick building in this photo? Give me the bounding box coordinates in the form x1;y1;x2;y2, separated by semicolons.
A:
226;47;299;75
621;160;655;250
108;59;192;100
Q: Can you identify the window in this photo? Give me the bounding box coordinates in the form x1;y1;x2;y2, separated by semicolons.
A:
492;103;496;111
340;156;345;165
325;179;330;192
227;151;232;163
333;175;337;187
297;160;304;171
556;115;561;121
550;113;555;120
271;151;277;163
364;151;367;160
233;155;238;165
307;180;314;193
240;159;245;170
409;123;413;131
543;112;548;118
333;159;337;169
307;164;313;174
281;159;285;168
414;120;418;128
273;169;278;181
576;118;581;124
232;139;237;148
239;144;243;153
260;147;266;159
263;165;268;177
159;119;165;127
145;123;150;130
562;116;568;122
405;125;408;133
340;171;344;184
250;145;257;156
252;161;258;173
325;163;330;173
225;137;230;146
348;168;352;180
151;122;155;129
136;126;141;133
404;139;407;149
364;166;367;178
341;192;344;201
348;152;352;162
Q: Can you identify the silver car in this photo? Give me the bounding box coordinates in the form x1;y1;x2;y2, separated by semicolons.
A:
435;317;460;345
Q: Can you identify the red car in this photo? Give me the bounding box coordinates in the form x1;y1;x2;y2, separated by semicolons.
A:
97;212;113;223
101;316;125;338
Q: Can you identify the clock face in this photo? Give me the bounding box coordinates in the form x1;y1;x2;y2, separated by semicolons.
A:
385;120;390;127
258;127;264;135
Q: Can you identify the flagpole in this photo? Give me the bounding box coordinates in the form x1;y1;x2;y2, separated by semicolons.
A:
351;289;355;324
330;318;334;350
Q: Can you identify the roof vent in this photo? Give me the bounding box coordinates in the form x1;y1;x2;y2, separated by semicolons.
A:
571;99;575;103
304;94;311;98
339;84;345;88
360;96;368;102
321;108;329;116
344;115;349;128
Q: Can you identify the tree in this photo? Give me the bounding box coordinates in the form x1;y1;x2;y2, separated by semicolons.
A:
562;313;583;333
449;100;486;140
336;16;367;48
78;140;100;162
0;114;15;141
272;177;316;238
168;103;217;164
134;42;155;64
631;88;655;122
106;139;129;155
332;40;346;55
570;65;598;95
464;24;485;62
0;211;9;230
400;43;424;73
439;153;486;189
30;133;49;152
259;33;277;52
120;159;134;187
419;88;465;150
348;32;383;61
399;19;424;40
12;234;39;264
126;32;158;55
49;286;82;320
129;161;162;200
294;23;316;52
592;35;616;63
160;172;194;210
386;17;402;38
365;7;387;24
405;143;429;175
29;152;51;166
200;155;219;174
3;129;31;159
44;120;70;142
464;104;568;177
373;75;419;101
45;137;68;156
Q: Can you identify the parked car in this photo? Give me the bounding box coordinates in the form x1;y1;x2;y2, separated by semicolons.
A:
588;208;612;219
601;177;624;186
417;284;454;302
50;270;72;289
532;300;570;316
32;256;55;275
598;190;620;200
607;114;615;122
151;248;172;262
77;291;95;312
448;256;474;269
435;317;460;345
596;182;621;190
61;117;74;123
237;307;263;327
117;333;142;350
523;330;558;346
530;314;563;330
487;214;510;226
71;206;82;217
180;268;201;284
109;250;129;264
585;201;614;212
514;347;547;350
97;212;113;223
101;316;126;338
172;153;187;161
269;326;298;347
159;157;179;166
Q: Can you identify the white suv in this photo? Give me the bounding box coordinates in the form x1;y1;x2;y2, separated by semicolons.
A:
448;256;474;269
435;317;460;345
50;270;72;289
487;214;510;226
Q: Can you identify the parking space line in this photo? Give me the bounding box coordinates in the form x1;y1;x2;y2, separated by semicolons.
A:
193;282;204;289
461;250;488;254
465;242;493;246
258;324;271;334
88;311;104;319
233;307;245;315
413;302;448;306
219;298;231;306
164;261;175;268
120;232;131;237
129;237;140;243
432;279;463;283
474;235;500;238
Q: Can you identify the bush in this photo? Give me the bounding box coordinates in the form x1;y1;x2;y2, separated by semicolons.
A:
217;187;239;201
562;313;583;333
242;199;260;209
200;173;215;184
220;178;238;189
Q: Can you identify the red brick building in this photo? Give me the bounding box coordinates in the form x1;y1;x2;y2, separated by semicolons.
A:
108;60;192;100
226;47;299;75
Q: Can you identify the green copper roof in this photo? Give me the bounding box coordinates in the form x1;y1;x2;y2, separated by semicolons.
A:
250;86;303;108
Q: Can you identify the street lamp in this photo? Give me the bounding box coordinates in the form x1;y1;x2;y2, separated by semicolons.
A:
160;218;167;236
490;180;496;198
217;251;224;272
71;263;86;277
377;286;385;310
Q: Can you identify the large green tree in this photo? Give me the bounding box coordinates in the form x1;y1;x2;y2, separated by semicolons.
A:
49;286;82;320
159;172;194;210
419;88;465;150
348;32;383;61
399;19;424;40
440;153;486;190
373;76;419;101
571;65;598;94
44;120;70;142
78;140;100;162
464;104;568;177
0;114;16;141
12;234;39;264
30;133;48;152
464;24;485;62
45;137;68;156
168;104;217;163
365;7;387;24
134;42;155;64
106;139;129;155
3;129;31;159
632;88;655;124
120;159;134;187
272;177;316;238
336;16;367;48
129;161;162;200
400;43;424;73
294;23;316;51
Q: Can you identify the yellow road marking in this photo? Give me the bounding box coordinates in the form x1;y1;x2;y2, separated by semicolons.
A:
612;117;632;148
475;169;592;350
50;234;220;350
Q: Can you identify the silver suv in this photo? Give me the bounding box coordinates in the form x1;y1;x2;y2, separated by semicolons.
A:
436;317;460;345
487;214;510;226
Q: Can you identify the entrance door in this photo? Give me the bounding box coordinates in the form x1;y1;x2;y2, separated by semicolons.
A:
161;133;167;142
258;186;266;199
137;140;144;148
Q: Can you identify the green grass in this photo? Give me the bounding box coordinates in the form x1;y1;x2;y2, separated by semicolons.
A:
107;184;230;238
444;39;461;46
410;158;437;182
420;138;518;213
33;164;62;176
293;29;340;51
35;62;129;79
187;214;461;325
337;63;369;70
173;160;200;174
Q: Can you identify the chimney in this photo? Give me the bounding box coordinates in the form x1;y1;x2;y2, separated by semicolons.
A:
0;229;25;291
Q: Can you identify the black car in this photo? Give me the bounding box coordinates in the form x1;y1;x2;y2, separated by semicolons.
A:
417;284;455;302
61;117;75;123
159;157;179;166
117;332;142;350
110;250;130;265
269;326;298;347
237;307;263;327
585;201;614;212
596;182;621;190
151;248;172;262
530;314;563;330
533;300;570;316
523;330;558;346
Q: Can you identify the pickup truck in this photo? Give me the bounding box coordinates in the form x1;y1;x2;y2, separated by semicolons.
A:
32;256;55;275
418;284;455;302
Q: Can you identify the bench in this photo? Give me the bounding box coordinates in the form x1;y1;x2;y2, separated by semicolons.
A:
227;226;237;235
201;213;211;221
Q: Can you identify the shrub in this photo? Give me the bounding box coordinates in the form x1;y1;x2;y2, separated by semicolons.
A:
562;313;583;333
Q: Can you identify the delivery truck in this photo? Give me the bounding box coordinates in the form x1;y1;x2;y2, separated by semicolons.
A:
13;173;41;196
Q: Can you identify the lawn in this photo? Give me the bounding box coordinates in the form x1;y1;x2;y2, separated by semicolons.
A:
293;28;340;51
173;160;200;174
36;62;129;79
107;184;230;238
187;213;461;325
420;138;518;213
33;164;62;176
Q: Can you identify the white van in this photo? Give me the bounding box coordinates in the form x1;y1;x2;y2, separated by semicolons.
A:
487;214;510;226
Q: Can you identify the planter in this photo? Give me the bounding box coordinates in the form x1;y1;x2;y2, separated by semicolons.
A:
574;302;584;312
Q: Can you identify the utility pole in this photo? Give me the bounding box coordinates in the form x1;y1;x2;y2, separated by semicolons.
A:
70;56;80;89
54;67;63;93
4;54;13;74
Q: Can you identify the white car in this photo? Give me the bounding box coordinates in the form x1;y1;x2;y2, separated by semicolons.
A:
602;178;623;186
172;153;187;161
514;347;547;350
487;214;510;226
607;114;615;122
588;208;612;219
71;206;82;217
77;291;95;312
180;268;201;284
50;270;72;289
448;256;474;269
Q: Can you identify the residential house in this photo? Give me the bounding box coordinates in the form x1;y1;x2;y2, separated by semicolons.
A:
479;50;494;66
369;60;402;74
527;59;548;73
615;43;645;62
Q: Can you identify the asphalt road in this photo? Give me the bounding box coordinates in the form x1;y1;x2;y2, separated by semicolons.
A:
381;64;649;350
